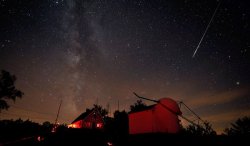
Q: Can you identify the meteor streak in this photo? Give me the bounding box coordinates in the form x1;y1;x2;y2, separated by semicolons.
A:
192;1;221;58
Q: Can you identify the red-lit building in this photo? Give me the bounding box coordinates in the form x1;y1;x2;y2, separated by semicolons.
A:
129;98;182;134
68;108;104;129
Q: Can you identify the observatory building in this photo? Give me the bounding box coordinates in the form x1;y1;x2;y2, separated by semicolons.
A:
129;98;182;134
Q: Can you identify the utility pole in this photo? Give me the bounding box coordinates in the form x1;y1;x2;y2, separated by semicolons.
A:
52;99;62;132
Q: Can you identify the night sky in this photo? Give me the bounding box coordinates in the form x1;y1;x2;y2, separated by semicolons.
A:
0;0;249;134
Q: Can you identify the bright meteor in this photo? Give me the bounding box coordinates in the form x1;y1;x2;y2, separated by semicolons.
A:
192;1;221;58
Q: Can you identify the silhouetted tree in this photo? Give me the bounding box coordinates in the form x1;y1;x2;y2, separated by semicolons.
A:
109;110;129;144
42;121;53;128
86;104;108;117
184;121;216;136
224;116;250;136
130;99;147;112
104;110;129;145
42;121;53;133
114;110;129;135
0;70;24;110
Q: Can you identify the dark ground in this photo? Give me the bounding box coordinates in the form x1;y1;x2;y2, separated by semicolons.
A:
1;129;249;146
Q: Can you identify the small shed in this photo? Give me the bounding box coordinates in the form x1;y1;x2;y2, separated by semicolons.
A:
129;98;182;134
68;108;104;129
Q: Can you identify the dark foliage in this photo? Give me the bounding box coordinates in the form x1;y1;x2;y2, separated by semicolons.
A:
0;70;24;110
86;104;108;117
113;110;129;136
0;119;52;143
224;116;250;136
104;110;129;145
0;117;249;146
130;100;147;113
181;121;216;136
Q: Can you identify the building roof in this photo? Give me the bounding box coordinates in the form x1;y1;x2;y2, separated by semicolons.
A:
128;104;156;114
129;98;181;115
72;108;103;124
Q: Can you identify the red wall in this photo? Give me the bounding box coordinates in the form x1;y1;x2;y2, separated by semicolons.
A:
153;103;180;133
129;109;154;134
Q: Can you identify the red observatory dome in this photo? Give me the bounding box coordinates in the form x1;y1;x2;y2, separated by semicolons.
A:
158;98;182;115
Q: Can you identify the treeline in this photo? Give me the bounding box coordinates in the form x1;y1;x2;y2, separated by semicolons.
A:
0;109;249;145
0;119;57;143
